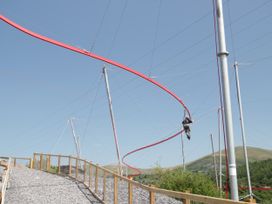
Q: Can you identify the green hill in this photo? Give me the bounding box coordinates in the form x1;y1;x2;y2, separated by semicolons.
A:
187;146;272;173
102;146;272;175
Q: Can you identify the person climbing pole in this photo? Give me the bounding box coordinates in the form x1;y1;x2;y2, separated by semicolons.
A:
182;117;193;140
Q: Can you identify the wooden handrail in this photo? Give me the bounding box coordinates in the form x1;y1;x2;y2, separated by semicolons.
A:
31;153;252;204
11;157;32;169
0;157;12;204
95;165;98;194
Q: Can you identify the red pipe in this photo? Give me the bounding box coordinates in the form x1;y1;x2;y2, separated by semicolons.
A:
0;14;191;119
122;129;184;176
0;14;191;175
240;186;272;191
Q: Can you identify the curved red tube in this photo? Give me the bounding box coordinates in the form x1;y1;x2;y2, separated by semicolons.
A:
122;129;184;176
0;14;191;175
0;14;191;118
239;186;272;191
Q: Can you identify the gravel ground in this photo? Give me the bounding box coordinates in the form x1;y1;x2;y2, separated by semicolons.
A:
5;166;101;204
5;166;182;204
91;177;183;204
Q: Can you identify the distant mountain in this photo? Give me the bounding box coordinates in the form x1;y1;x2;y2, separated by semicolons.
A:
102;147;272;175
187;146;272;173
103;164;153;175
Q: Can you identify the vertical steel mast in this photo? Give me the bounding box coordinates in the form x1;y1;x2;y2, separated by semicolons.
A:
103;66;123;176
218;107;223;196
210;133;219;188
234;61;253;199
215;0;239;200
180;135;186;171
69;118;81;158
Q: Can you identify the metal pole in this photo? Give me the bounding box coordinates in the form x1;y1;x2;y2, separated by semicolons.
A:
69;118;80;158
218;107;223;195
180;135;186;171
215;0;239;200
234;61;253;198
210;134;219;188
103;66;123;176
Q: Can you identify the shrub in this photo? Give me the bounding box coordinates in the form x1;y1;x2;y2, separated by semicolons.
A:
157;167;219;197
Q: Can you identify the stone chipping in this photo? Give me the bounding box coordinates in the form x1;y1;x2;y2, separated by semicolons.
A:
5;167;100;204
5;166;182;204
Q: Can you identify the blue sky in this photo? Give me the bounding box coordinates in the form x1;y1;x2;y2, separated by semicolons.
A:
0;0;271;168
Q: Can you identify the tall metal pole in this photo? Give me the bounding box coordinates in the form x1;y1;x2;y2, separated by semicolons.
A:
215;0;239;200
103;66;123;176
180;135;186;171
218;107;223;195
69;118;80;158
234;61;253;198
210;134;219;188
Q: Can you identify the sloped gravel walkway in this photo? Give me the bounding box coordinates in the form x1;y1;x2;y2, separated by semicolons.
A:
5;166;101;204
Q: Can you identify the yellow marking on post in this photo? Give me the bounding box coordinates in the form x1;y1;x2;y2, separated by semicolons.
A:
149;191;155;204
68;156;72;176
39;154;43;170
95;165;98;194
114;176;118;204
75;158;78;179
84;161;86;183
58;155;61;174
103;171;107;201
128;182;133;204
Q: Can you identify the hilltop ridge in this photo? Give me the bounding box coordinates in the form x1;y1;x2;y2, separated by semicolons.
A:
186;146;272;172
104;146;272;174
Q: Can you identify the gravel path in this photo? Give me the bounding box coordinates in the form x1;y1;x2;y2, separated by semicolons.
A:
89;177;183;204
5;166;182;204
5;166;101;204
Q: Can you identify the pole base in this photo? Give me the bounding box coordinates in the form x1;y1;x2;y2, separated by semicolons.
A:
243;197;256;203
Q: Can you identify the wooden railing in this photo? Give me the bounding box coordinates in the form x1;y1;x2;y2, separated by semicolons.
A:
32;153;252;204
0;157;12;204
12;157;32;169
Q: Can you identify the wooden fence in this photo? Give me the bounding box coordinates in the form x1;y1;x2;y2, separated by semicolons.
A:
0;157;11;204
31;153;253;204
12;157;32;169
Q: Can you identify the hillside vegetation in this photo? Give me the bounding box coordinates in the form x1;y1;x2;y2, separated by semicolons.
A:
238;159;272;204
135;167;219;197
132;147;272;203
187;146;272;173
105;146;272;175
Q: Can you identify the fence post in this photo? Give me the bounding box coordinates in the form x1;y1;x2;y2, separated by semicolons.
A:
47;155;51;172
103;171;107;201
182;198;190;204
114;175;118;204
29;158;33;169
89;163;92;188
75;158;78;179
39;154;43;170
149;191;155;204
84;160;86;183
46;155;48;171
49;155;51;169
68;156;72;176
128;182;133;204
33;153;36;169
13;158;16;167
95;165;98;194
181;190;191;204
58;155;61;174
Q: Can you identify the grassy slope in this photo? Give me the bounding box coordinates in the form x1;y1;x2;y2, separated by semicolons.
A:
102;146;272;174
186;146;272;172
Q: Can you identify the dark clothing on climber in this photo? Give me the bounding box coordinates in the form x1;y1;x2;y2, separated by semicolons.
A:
182;117;192;140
